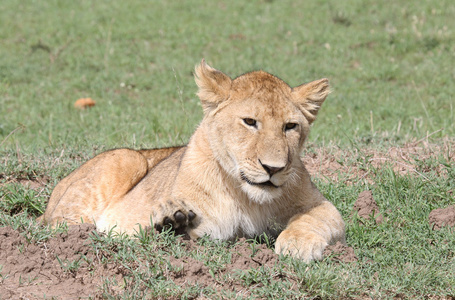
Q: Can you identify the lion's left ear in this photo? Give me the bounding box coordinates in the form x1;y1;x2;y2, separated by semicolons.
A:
194;59;232;114
291;78;330;124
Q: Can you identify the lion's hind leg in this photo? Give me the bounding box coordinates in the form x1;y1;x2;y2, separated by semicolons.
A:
40;149;149;227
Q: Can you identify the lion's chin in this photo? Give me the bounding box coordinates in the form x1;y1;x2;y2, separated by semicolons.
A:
241;183;283;204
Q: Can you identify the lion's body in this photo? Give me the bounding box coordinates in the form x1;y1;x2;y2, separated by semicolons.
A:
40;61;346;262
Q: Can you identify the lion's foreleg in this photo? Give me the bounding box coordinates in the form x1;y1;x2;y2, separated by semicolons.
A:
275;200;345;262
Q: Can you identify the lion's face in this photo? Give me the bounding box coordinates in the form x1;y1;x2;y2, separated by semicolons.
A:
194;61;330;204
205;74;310;203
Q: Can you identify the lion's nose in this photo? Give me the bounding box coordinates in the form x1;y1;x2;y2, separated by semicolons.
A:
259;160;285;176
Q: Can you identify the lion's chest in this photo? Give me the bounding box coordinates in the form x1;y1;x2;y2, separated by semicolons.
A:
193;197;286;240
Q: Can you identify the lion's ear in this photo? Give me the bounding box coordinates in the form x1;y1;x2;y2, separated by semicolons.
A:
194;59;232;114
291;78;330;124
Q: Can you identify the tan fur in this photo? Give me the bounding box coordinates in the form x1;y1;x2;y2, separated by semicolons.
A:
40;60;345;262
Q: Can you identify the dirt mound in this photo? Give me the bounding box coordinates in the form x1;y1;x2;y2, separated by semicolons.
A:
0;224;119;299
163;237;279;290
429;206;455;230
0;224;281;299
353;190;383;224
323;241;358;263
0;222;354;298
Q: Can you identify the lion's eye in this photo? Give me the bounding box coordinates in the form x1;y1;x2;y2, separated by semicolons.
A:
243;118;257;127
285;123;298;130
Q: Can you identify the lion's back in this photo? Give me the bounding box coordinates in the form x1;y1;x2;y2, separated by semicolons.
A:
39;146;185;227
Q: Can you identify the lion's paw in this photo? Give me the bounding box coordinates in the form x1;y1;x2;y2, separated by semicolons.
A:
152;201;196;233
275;230;328;263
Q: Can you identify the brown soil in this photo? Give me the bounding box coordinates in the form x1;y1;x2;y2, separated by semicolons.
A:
0;224;117;299
0;223;357;299
352;190;384;224
303;139;454;183
166;237;279;290
324;241;358;263
429;206;455;230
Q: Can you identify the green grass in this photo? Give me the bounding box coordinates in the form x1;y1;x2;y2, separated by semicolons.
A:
1;0;454;149
1;150;454;297
1;0;454;298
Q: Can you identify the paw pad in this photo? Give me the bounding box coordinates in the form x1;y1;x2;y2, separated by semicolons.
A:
154;209;196;233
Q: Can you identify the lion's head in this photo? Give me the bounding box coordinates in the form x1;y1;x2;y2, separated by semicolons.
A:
194;60;330;204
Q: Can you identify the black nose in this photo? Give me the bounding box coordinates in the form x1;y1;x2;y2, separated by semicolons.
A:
259;160;284;176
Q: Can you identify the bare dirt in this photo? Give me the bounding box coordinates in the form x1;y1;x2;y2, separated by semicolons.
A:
324;241;358;263
166;237;279;290
352;190;384;224
0;224;114;299
303;139;454;184
0;224;358;299
429;206;455;230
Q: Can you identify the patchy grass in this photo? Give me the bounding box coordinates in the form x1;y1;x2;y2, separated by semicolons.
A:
1;0;455;298
1;0;454;150
1;143;454;298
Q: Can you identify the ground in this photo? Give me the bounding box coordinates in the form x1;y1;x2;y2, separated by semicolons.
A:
1;143;454;299
0;224;359;299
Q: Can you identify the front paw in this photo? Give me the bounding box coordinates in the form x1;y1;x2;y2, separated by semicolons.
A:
153;204;196;233
275;230;328;263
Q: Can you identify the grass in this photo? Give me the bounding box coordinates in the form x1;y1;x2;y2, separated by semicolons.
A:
1;0;454;149
1;0;454;298
1;137;454;299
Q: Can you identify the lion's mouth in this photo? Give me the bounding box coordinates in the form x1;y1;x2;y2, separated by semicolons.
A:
240;172;279;188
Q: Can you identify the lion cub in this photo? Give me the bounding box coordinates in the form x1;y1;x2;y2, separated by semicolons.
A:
40;60;346;262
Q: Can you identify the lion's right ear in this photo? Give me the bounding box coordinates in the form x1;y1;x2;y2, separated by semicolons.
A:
194;59;232;114
291;78;330;124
